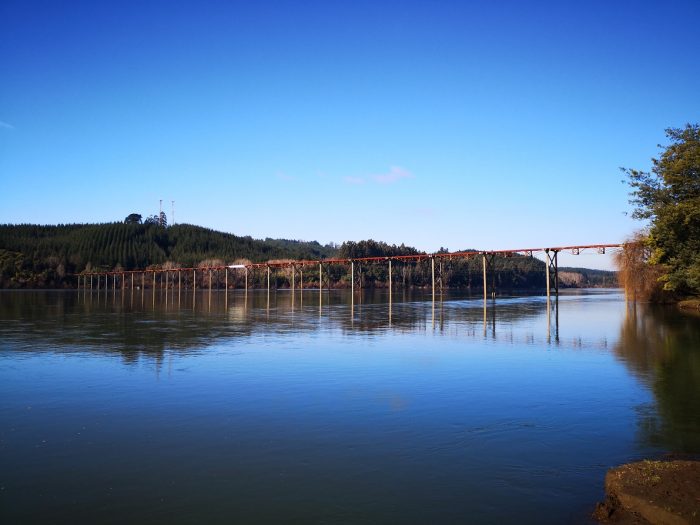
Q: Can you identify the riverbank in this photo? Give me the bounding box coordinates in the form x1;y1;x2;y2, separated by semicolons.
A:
679;298;700;311
594;460;700;523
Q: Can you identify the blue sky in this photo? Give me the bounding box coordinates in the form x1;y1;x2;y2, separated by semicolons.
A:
1;0;699;269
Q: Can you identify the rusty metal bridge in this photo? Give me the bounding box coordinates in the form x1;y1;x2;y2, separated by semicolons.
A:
76;243;621;301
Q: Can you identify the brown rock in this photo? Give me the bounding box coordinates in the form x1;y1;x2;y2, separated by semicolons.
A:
594;460;700;524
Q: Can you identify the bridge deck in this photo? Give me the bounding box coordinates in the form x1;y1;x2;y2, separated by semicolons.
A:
79;243;622;276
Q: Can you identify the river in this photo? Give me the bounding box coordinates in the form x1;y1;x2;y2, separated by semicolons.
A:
1;289;699;524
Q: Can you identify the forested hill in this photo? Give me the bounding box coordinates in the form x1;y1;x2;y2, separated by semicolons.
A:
558;267;617;288
0;222;334;287
0;222;617;289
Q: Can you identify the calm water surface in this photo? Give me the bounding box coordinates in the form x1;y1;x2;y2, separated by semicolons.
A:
1;289;699;524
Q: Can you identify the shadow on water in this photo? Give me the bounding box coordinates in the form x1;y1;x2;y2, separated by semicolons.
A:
615;303;700;453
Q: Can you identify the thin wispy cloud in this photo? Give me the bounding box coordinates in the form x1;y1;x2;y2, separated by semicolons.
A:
0;121;14;130
373;166;414;184
275;171;295;182
341;166;414;186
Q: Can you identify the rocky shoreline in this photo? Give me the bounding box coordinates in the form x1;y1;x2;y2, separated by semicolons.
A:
594;460;700;524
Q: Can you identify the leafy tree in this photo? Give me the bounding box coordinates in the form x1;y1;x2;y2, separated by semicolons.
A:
623;124;700;294
124;213;142;224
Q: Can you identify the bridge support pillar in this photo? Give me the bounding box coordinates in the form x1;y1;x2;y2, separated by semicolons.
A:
351;261;354;295
544;249;559;299
482;253;496;300
388;259;392;303
319;263;323;307
431;256;435;303
482;253;487;301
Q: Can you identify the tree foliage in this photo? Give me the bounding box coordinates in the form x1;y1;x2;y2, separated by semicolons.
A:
614;232;665;302
124;213;142;224
337;240;546;289
0;222;335;288
0;224;609;290
623;124;700;294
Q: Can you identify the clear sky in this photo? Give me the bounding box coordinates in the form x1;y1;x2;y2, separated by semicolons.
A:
1;0;699;269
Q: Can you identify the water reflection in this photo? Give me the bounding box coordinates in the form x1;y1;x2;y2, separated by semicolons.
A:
615;303;700;452
2;289;700;524
0;289;578;361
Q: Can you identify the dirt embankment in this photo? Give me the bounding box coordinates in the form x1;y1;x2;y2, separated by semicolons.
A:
678;299;700;312
594;460;700;524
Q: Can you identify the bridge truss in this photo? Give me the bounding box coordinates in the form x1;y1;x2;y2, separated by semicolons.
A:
76;243;622;300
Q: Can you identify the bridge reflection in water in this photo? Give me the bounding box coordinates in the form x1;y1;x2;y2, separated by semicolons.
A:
76;276;586;348
76;243;619;344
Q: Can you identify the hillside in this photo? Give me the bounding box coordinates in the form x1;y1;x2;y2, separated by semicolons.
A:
0;222;334;288
558;267;617;288
0;222;616;290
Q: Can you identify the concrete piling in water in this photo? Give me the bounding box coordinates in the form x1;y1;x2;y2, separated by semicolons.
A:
431;256;435;304
482;253;487;301
388;259;392;304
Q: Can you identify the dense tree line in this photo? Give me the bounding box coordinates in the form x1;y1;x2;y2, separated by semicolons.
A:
622;123;700;299
0;222;333;288
0;222;614;290
558;267;617;288
332;240;547;289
